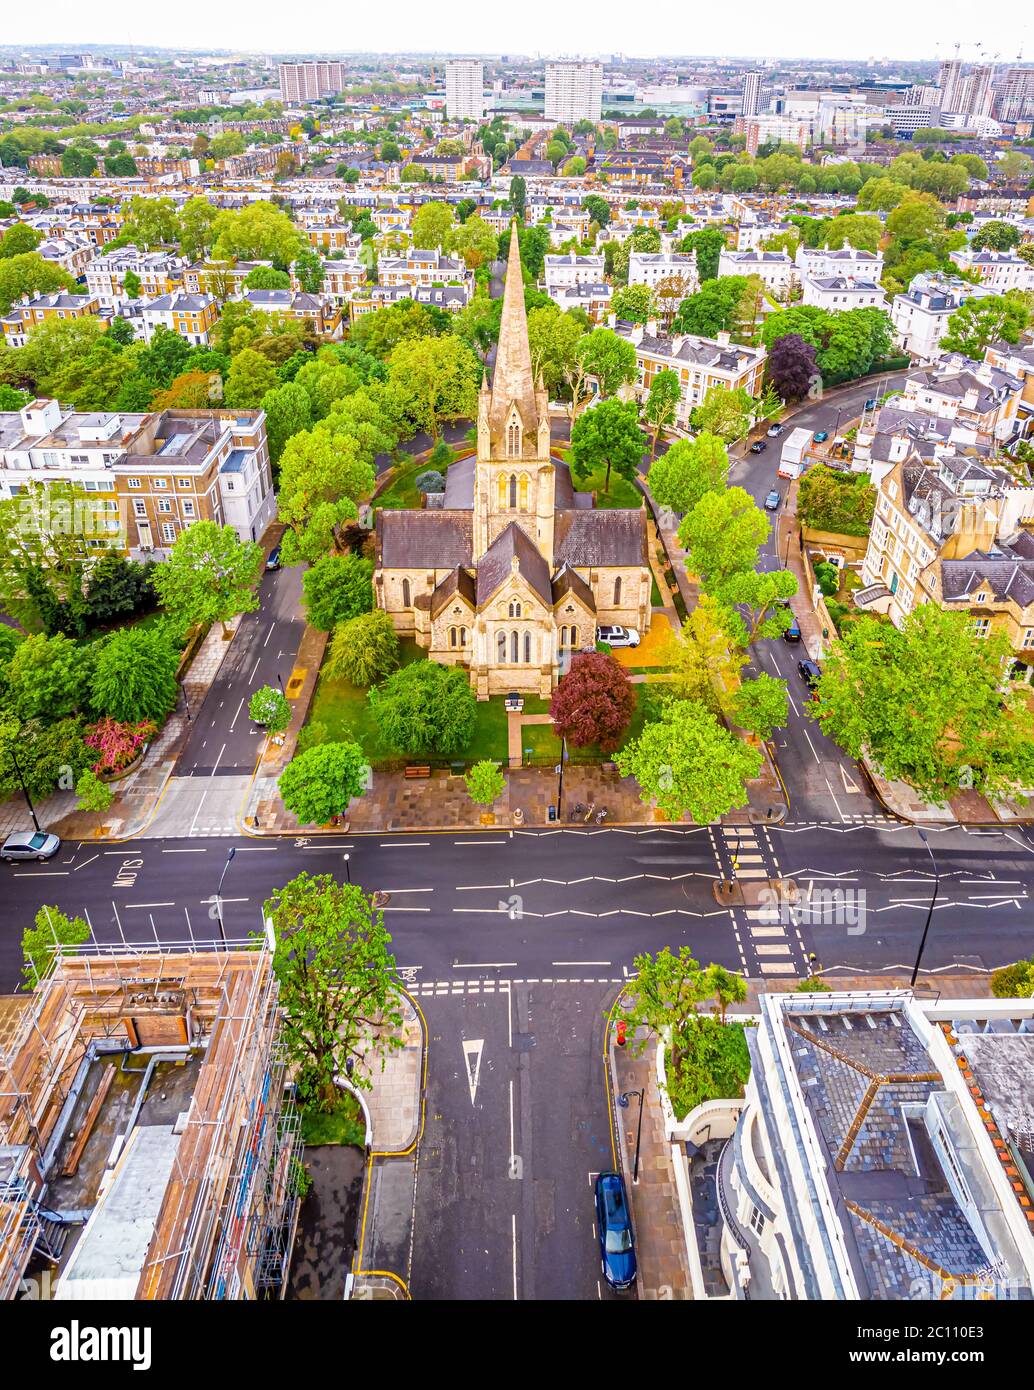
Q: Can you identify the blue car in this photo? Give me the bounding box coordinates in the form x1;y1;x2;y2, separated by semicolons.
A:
595;1171;637;1291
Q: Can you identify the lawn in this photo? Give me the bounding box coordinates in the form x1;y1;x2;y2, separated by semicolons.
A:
558;447;644;510
373;447;474;513
521;682;664;766
299;1092;365;1147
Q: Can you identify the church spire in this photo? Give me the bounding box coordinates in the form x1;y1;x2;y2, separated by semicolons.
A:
489;221;539;448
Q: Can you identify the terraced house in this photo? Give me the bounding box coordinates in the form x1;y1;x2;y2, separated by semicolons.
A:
616;317;767;431
1;290;100;347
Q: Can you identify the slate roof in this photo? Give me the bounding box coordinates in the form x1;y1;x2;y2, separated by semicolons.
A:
442;454;475;509
939;552;1034;607
430;566;476;617
553;509;647;568
377;510;472;569
475;521;552;606
551;563;596;612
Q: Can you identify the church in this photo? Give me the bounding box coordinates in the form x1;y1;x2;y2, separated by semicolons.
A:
374;223;651;700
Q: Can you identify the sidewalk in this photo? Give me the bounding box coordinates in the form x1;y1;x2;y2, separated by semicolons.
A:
349;990;426;1301
32;618;242;843
611;1026;693;1301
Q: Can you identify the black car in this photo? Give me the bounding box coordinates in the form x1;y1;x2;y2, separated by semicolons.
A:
266;545;282;572
749;440;767;454
782;615;802;643
798;658;822;691
595;1171;637;1291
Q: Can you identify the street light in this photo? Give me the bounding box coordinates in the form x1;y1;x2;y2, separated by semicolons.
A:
909;830;940;988
618;1088;645;1184
7;746;42;834
214;846;236;946
343;853;351;884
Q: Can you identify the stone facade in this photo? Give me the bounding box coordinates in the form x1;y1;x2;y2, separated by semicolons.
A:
375;223;650;699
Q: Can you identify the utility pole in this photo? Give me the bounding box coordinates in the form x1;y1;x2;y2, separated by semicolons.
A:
215;846;236;946
9;747;42;834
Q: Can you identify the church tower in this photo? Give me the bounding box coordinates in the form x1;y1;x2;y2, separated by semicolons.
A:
474;222;555;561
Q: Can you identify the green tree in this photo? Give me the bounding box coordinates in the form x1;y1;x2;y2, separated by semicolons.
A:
223;347;280;408
90;624;180;724
249;685;291;733
582;194;610;229
277;426;378;563
731;673;789;740
701;962;748;1024
465;760;506;806
369;660;477;757
690;385;756;443
509;176;527;220
22;905;90;989
178;196;218;261
678;227;726;281
326;610;399;687
527;306;581;398
716;568;797;644
294;247;325;294
278;742;369;826
573;327;638;404
812;605;1034;803
260;381;312;466
5;633;89;721
151;521;262;637
665;596;746;714
611;283;654;324
679;487;768;589
617;946;708;1049
672;277;746;338
387;334;480;439
0;223;42;258
412;201;455;251
302;553;374;631
75;767;113;815
941;293;1031;358
448;214;498;269
616;698;762;823
244;265;292;290
642;369;683;453
264;872;402;1108
212;201;303;266
569;396;647;495
647;433;728;516
0;252;75;315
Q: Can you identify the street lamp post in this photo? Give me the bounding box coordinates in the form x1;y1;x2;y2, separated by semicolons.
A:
556;735;567;820
343;853;351;884
618;1088;645;1184
275;671;285;695
215;846;236;946
8;747;42;834
909;830;940;988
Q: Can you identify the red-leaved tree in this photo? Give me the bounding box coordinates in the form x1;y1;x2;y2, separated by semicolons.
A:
550;652;637;751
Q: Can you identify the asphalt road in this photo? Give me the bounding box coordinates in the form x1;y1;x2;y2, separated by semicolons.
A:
5;821;1032;993
176;562;305;776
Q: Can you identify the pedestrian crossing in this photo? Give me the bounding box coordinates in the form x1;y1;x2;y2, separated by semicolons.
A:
719;825;802;978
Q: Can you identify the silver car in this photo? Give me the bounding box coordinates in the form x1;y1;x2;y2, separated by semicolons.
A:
2;830;61;863
596;625;641;648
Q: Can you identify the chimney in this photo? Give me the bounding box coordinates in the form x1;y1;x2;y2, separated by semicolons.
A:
716;330;731;347
646;318;659;336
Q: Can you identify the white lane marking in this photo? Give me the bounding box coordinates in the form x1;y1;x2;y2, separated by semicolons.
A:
512;1214;518;1301
455;839;507;844
188;788;208;835
13;870;69;877
263;622;275;648
73;855;99;872
379;887;434;893
228;697;245;733
456;883;511;891
210;743;227;777
125;901;176;909
802;726;822;765
462;1039;484;1105
553;960;612;966
454;961;518;968
249;657;261;681
162;848;208;853
380;841;429;847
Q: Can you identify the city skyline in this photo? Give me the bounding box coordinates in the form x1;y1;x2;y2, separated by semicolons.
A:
2;1;1033;65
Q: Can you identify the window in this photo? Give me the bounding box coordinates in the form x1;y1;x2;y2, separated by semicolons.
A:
971;617;990;638
1023;629;1034;650
749;1205;766;1236
402;578;411;607
523;631;532;663
157;499;172;513
449;626;457;648
613;576;622;606
153;478;167;489
507;421;521;457
509;600;521;618
519;474;529;509
133;500;147;517
177;477;191;489
510;631;519;664
161;522;176;543
498;474;508;509
182;500;195;518
497;631;507;662
459;627;467;647
508;473;518;509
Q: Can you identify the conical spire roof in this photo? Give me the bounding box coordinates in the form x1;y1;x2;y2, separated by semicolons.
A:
490;221;539;444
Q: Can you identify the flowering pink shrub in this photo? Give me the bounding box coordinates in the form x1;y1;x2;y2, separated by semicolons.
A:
84;718;157;775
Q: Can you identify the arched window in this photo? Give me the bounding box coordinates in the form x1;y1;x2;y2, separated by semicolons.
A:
519;474;529;510
402;577;411;607
561;625;569;650
459;627;467;647
570;626;578;650
510;630;519;664
508;473;518;509
613;575;622;606
497;631;507;663
509;600;521;618
523;631;532;664
507;421;521;457
498;474;508;509
449;627;457;648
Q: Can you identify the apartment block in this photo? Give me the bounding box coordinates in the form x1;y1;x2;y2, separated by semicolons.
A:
628;250;699;296
445;59;485;121
891;273;995;363
278;60;348;103
717;248;795;296
543;252;606;294
615;319;767;430
801;275;887;311
1;290;100;347
544;60;603;125
85;245;185;309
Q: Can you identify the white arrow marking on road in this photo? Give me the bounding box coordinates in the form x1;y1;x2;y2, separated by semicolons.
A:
840;765;861;793
463;1039;484;1106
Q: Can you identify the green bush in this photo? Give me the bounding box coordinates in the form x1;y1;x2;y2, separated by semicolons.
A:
991;958;1034;998
796;976;833;993
665;1016;751;1122
798;465;875;538
814;560;840;598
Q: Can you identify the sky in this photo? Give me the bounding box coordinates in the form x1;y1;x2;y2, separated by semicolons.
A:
1;1;1031;66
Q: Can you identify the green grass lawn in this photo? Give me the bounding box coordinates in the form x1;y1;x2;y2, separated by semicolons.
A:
374;447;474;513
521;682;662;766
300;1092;365;1147
557;447;643;511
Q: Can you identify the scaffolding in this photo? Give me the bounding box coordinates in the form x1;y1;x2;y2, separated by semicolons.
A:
0;942;302;1301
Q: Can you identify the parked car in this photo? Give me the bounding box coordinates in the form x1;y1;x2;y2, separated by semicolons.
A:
265;545;282;572
782;615;802;643
595;1171;637;1292
797;658;822;691
864;397;877;412
596;625;640;649
764;489;781;511
813;430;829;443
2;830;61;863
749;440;767;454
767;423;785;438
